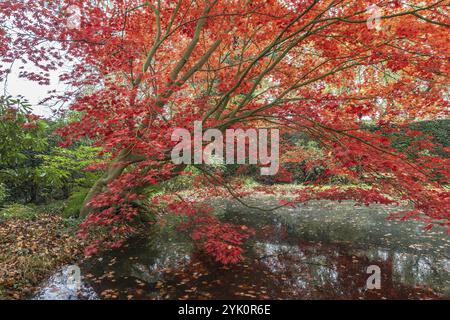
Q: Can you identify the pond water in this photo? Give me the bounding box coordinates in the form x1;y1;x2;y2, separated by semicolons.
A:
33;199;450;300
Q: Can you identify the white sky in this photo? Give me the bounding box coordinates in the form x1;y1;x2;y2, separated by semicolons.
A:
1;62;66;118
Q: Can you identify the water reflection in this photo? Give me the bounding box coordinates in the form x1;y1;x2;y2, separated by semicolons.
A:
251;240;449;299
34;200;450;300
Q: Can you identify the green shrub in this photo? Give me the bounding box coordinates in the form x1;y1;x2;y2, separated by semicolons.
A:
0;183;8;207
37;200;66;216
161;166;201;192
63;188;90;218
388;119;449;157
0;203;36;220
411;119;449;147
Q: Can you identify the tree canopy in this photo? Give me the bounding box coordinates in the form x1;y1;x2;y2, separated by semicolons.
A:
1;0;449;263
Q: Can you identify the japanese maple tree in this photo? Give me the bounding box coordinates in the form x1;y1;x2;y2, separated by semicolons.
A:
1;0;449;263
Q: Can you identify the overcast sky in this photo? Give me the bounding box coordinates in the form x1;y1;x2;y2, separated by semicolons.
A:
1;61;67;118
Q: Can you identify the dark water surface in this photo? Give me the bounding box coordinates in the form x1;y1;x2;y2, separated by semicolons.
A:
34;200;450;300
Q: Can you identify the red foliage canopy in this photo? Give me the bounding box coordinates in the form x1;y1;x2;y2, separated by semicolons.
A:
1;0;449;263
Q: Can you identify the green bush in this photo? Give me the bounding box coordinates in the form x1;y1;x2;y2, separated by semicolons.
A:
0;203;36;220
0;183;8;207
161;166;201;192
388;119;449;157
411;119;449;147
37;200;66;216
63;188;90;218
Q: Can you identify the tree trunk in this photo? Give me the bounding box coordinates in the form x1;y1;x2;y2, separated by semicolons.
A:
78;148;187;219
79;150;145;218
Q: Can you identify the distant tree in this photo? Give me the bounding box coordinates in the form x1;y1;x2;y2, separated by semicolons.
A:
0;96;101;203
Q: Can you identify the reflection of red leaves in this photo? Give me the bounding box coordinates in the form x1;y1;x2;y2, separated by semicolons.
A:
203;240;244;264
193;219;254;264
170;200;254;264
